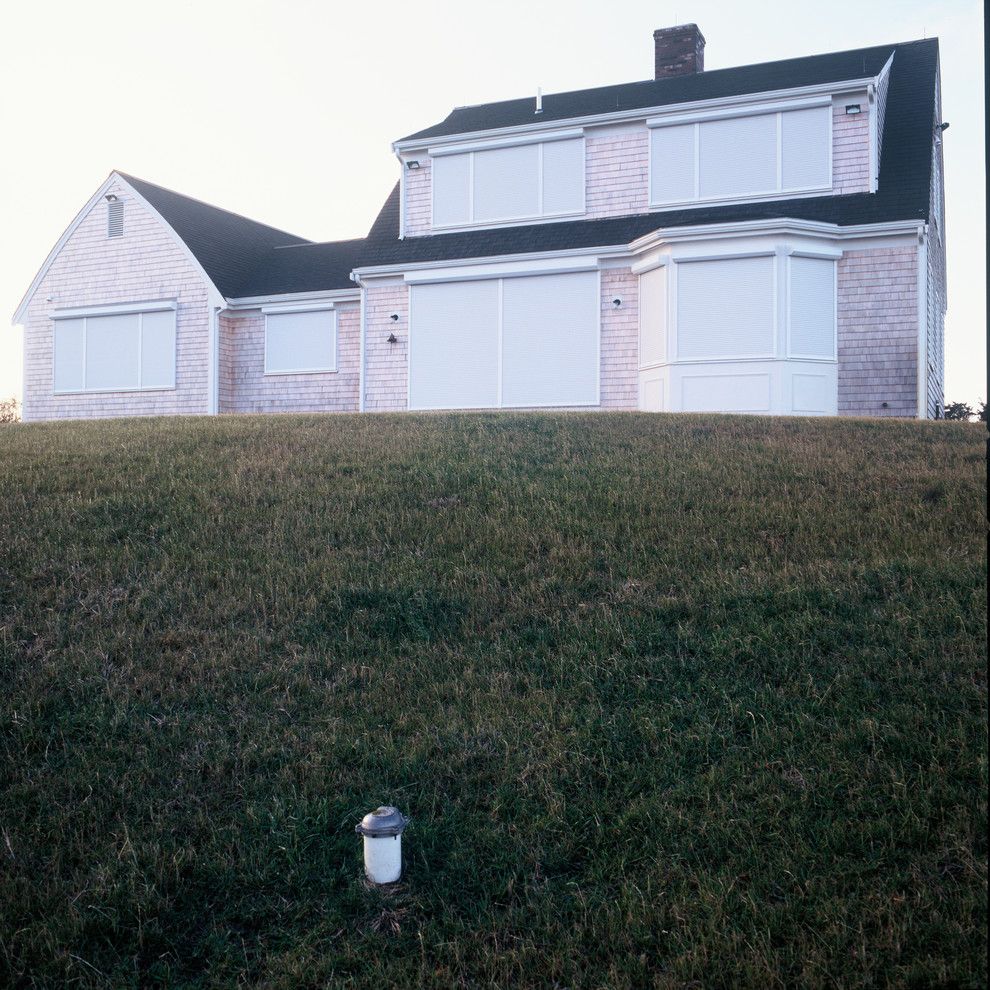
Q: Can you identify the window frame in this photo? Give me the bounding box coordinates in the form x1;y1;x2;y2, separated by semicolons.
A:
51;300;177;394
430;133;587;230
262;304;338;376
648;98;833;209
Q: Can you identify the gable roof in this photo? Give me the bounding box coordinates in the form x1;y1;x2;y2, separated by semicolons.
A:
399;40;915;143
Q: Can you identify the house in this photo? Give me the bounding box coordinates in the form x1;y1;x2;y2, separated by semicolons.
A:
11;25;946;421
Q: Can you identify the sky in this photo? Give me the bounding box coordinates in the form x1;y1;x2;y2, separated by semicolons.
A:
0;0;984;407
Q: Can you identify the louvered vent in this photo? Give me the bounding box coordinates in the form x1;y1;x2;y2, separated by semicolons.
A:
107;199;124;238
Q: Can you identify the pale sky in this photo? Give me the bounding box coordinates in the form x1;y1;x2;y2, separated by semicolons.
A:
0;0;984;407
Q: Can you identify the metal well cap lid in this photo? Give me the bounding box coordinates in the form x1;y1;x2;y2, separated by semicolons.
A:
355;806;408;837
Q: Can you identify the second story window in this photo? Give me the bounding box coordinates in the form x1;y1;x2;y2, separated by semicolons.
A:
649;104;832;207
432;134;585;228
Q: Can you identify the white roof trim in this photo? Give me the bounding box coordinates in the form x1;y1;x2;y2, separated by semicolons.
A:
225;287;360;310
11;171;225;326
393;75;878;153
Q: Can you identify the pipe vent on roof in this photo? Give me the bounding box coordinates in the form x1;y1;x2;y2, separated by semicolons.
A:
107;198;124;238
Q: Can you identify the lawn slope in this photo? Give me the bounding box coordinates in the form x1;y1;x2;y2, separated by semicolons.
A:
0;413;986;988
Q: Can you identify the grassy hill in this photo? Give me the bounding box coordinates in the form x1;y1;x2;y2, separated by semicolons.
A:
0;413;986;988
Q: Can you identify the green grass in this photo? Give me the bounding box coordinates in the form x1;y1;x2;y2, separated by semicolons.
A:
0;412;985;988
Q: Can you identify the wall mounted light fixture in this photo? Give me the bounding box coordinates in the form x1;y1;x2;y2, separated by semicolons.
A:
390;313;399;321
105;193;118;201
845;104;862;115
405;160;421;170
612;298;622;308
387;333;398;344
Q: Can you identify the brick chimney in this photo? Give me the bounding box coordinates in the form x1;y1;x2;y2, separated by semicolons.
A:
653;24;705;79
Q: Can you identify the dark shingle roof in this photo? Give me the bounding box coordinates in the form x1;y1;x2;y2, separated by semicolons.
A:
399;41;904;142
118;173;312;297
361;38;937;267
119;38;938;297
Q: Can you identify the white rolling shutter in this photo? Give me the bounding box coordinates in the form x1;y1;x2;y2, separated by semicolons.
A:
781;107;830;190
699;114;777;199
500;271;598;407
677;256;775;359
542;138;585;215
638;266;667;367
265;310;336;374
650;124;696;204
409;280;499;409
86;313;140;390
473;144;540;222
788;257;835;358
53;318;85;392
432;153;471;227
140;310;178;387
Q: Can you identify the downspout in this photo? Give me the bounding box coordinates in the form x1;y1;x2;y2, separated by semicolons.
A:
352;272;367;412
207;292;225;415
916;225;929;419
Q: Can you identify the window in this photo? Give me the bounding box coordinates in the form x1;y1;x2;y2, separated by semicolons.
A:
650;104;831;206
53;305;176;393
676;256;775;359
788;256;836;359
431;136;585;227
264;308;336;374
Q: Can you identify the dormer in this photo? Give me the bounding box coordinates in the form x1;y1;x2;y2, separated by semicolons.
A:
393;28;895;238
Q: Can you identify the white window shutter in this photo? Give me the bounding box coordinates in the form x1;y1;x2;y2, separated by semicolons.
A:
500;272;599;407
788;257;835;358
53;318;85;391
140;310;178;387
85;314;141;390
472;144;540;222
650;124;696;204
639;267;667;367
265;311;335;373
541;138;584;215
432;153;471;227
677;257;775;359
699;114;777;199
781;107;830;190
409;280;499;409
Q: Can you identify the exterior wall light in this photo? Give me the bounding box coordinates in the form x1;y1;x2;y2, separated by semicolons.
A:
356;805;408;884
405;160;422;170
390;313;399;321
612;297;622;308
845;104;862;115
387;333;398;344
105;193;118;201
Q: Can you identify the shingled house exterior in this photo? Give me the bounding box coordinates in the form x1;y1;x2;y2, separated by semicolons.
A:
12;26;946;421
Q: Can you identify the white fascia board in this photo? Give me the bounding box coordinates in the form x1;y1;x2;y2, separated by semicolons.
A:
353;243;630;280
646;94;831;128
225;288;360;310
427;128;584;157
49;298;178;319
403;254;599;284
392;76;877;154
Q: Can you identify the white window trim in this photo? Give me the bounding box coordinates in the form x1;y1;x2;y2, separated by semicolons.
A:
52;305;178;395
648;105;833;209
431;136;586;230
407;272;602;411
263;307;338;376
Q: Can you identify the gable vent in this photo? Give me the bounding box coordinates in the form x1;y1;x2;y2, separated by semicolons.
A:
107;198;124;238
